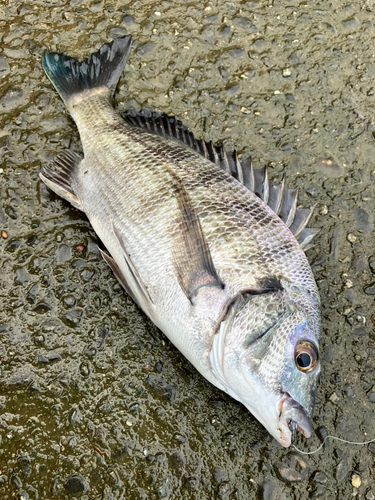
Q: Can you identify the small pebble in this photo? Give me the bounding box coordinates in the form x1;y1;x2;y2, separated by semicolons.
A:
233;17;256;30
354;208;371;233
335;453;349;482
344;384;355;398
334;448;343;459
70;408;82;426
1;230;7;239
174;434;186;444
136;42;156;57
122;15;136;25
240;106;251;114
213;467;227;484
157;481;168;498
37;355;49;364
313;471;328;484
169;450;186;476
351;473;361;488
34;334;45;344
342;17;358;29
366;490;375;500
329;392;339;403
276;453;309;483
261;480;282;499
306;186;318;198
311;484;327;497
64;473;89;496
126;419;133;426
76;244;84;253
283;68;292;77
80;269;94;281
352;326;366;336
62;295;76;308
11;474;22;488
317;426;329;448
79;362;90;377
347;233;356;243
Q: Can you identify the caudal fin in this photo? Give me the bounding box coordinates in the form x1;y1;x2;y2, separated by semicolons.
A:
42;36;132;104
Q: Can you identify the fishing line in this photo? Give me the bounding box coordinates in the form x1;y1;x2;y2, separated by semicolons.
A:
293;435;375;455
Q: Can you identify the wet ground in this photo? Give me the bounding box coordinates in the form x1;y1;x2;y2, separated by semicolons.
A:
0;0;375;498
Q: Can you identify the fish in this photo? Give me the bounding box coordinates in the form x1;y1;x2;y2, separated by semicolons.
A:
40;36;321;448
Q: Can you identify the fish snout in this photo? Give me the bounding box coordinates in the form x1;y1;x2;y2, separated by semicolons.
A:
278;393;312;447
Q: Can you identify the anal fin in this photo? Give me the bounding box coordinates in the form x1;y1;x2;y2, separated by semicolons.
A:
39;150;82;209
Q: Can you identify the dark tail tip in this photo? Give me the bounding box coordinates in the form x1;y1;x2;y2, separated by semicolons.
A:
42;35;132;104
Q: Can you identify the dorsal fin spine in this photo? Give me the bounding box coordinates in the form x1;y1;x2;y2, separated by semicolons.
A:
285;188;298;227
263;167;269;205
121;109;319;250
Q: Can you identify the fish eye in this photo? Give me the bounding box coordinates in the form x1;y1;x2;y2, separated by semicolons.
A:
294;340;318;373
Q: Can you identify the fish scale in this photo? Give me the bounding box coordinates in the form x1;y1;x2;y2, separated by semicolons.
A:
72;95;314;300
40;36;321;447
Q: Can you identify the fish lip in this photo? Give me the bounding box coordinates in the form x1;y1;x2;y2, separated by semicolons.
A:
277;393;312;447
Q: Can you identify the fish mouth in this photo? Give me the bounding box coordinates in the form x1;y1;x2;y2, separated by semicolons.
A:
277;393;312;447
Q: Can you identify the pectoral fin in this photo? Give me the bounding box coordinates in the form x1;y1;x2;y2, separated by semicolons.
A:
99;249;136;303
169;170;224;303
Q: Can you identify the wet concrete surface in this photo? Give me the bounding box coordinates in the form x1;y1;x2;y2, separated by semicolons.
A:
0;0;375;498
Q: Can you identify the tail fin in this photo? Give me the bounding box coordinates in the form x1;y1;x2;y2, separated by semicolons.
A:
42;36;132;104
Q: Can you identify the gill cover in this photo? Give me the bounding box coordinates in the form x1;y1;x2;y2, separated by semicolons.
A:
209;292;320;447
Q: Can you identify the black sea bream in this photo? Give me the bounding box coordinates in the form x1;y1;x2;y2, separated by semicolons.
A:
40;36;321;447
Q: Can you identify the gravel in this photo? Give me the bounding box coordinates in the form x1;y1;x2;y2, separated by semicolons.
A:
0;0;374;499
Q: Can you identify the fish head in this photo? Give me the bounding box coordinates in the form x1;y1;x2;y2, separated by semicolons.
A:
210;290;320;447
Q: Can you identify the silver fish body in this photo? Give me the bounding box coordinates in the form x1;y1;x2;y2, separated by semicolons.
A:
41;36;321;447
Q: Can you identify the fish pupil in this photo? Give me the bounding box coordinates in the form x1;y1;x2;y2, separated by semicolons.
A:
297;352;311;368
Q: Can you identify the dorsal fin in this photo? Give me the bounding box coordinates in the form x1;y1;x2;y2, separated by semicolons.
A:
122;109;319;250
